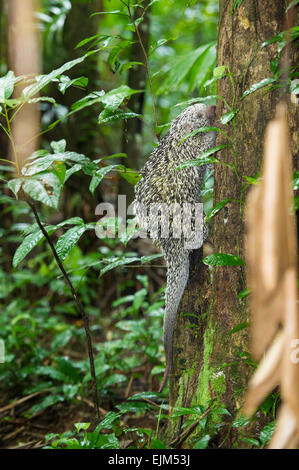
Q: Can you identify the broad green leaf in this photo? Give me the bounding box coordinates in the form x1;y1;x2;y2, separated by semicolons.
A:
193;435;210;449
117;165;142;186
51;329;73;350
13;217;84;267
58;75;88;95
22;179;56;208
241;78;277;100
156;42;216;95
203;253;245;267
71;90;106;112
205;198;232;222
176;145;230;169
13;229;46;267
100;85;141;108
89;165;119;194
50;140;66;153
55;225;87;261
22;53;93;98
95;411;123;432
261;26;299;48
188;43;217;92
28;394;65;416
0;71;15;102
213;65;227;77
259;422;275;446
220;109;238;124
98;107;140;124
75;422;91;432
8;178;23;197
108;40;134;71
65;164;82;181
22;151;89;176
52;163;67;184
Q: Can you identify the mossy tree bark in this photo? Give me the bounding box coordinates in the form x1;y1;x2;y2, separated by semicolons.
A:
166;0;298;448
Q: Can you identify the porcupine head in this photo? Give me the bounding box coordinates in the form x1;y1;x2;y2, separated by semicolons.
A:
134;103;216;391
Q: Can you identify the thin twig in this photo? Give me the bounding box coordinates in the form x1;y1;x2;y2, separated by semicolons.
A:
25;198;100;425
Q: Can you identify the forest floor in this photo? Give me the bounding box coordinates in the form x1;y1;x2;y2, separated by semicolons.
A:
0;376;159;449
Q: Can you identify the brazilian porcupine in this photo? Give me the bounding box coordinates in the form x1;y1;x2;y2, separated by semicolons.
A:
133;103;216;391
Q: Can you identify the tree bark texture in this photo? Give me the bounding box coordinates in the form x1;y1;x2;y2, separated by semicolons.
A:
167;0;298;448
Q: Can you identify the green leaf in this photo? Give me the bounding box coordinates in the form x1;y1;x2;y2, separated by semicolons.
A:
128;391;161;401
100;85;141;108
50;140;66;153
229;322;250;335
220;110;238;124
51;329;73;350
100;256;140;276
193;435;210;449
75;422;91;432
13;217;84;267
259;422;276;446
241;78;277;100
188;43;217;92
58;75;88;95
0;71;15;103
55;225;87;261
156;42;216;95
13;229;46;268
22;179;57;208
98;107;140;124
238;288;251;299
203;253;245;267
231;416;251;427
213;65;227;78
22;53;93;98
28;394;65;416
8;178;23;197
89;165;119;194
179;126;220;145
95;411;123;432
176;145;229;169
205;198;232;222
71;90;106;112
22;151;89;176
117;165;142;186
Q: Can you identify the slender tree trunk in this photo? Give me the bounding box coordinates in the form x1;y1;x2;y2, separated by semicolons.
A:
119;1;151;204
166;0;298;448
56;0;104;220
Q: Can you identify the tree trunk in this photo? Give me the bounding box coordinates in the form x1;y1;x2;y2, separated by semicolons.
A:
166;0;297;448
119;1;151;204
55;0;104;221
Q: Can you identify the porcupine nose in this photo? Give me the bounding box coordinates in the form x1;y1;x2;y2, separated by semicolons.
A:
205;105;216;121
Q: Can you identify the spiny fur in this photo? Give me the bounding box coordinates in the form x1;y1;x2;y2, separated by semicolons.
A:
134;103;216;391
